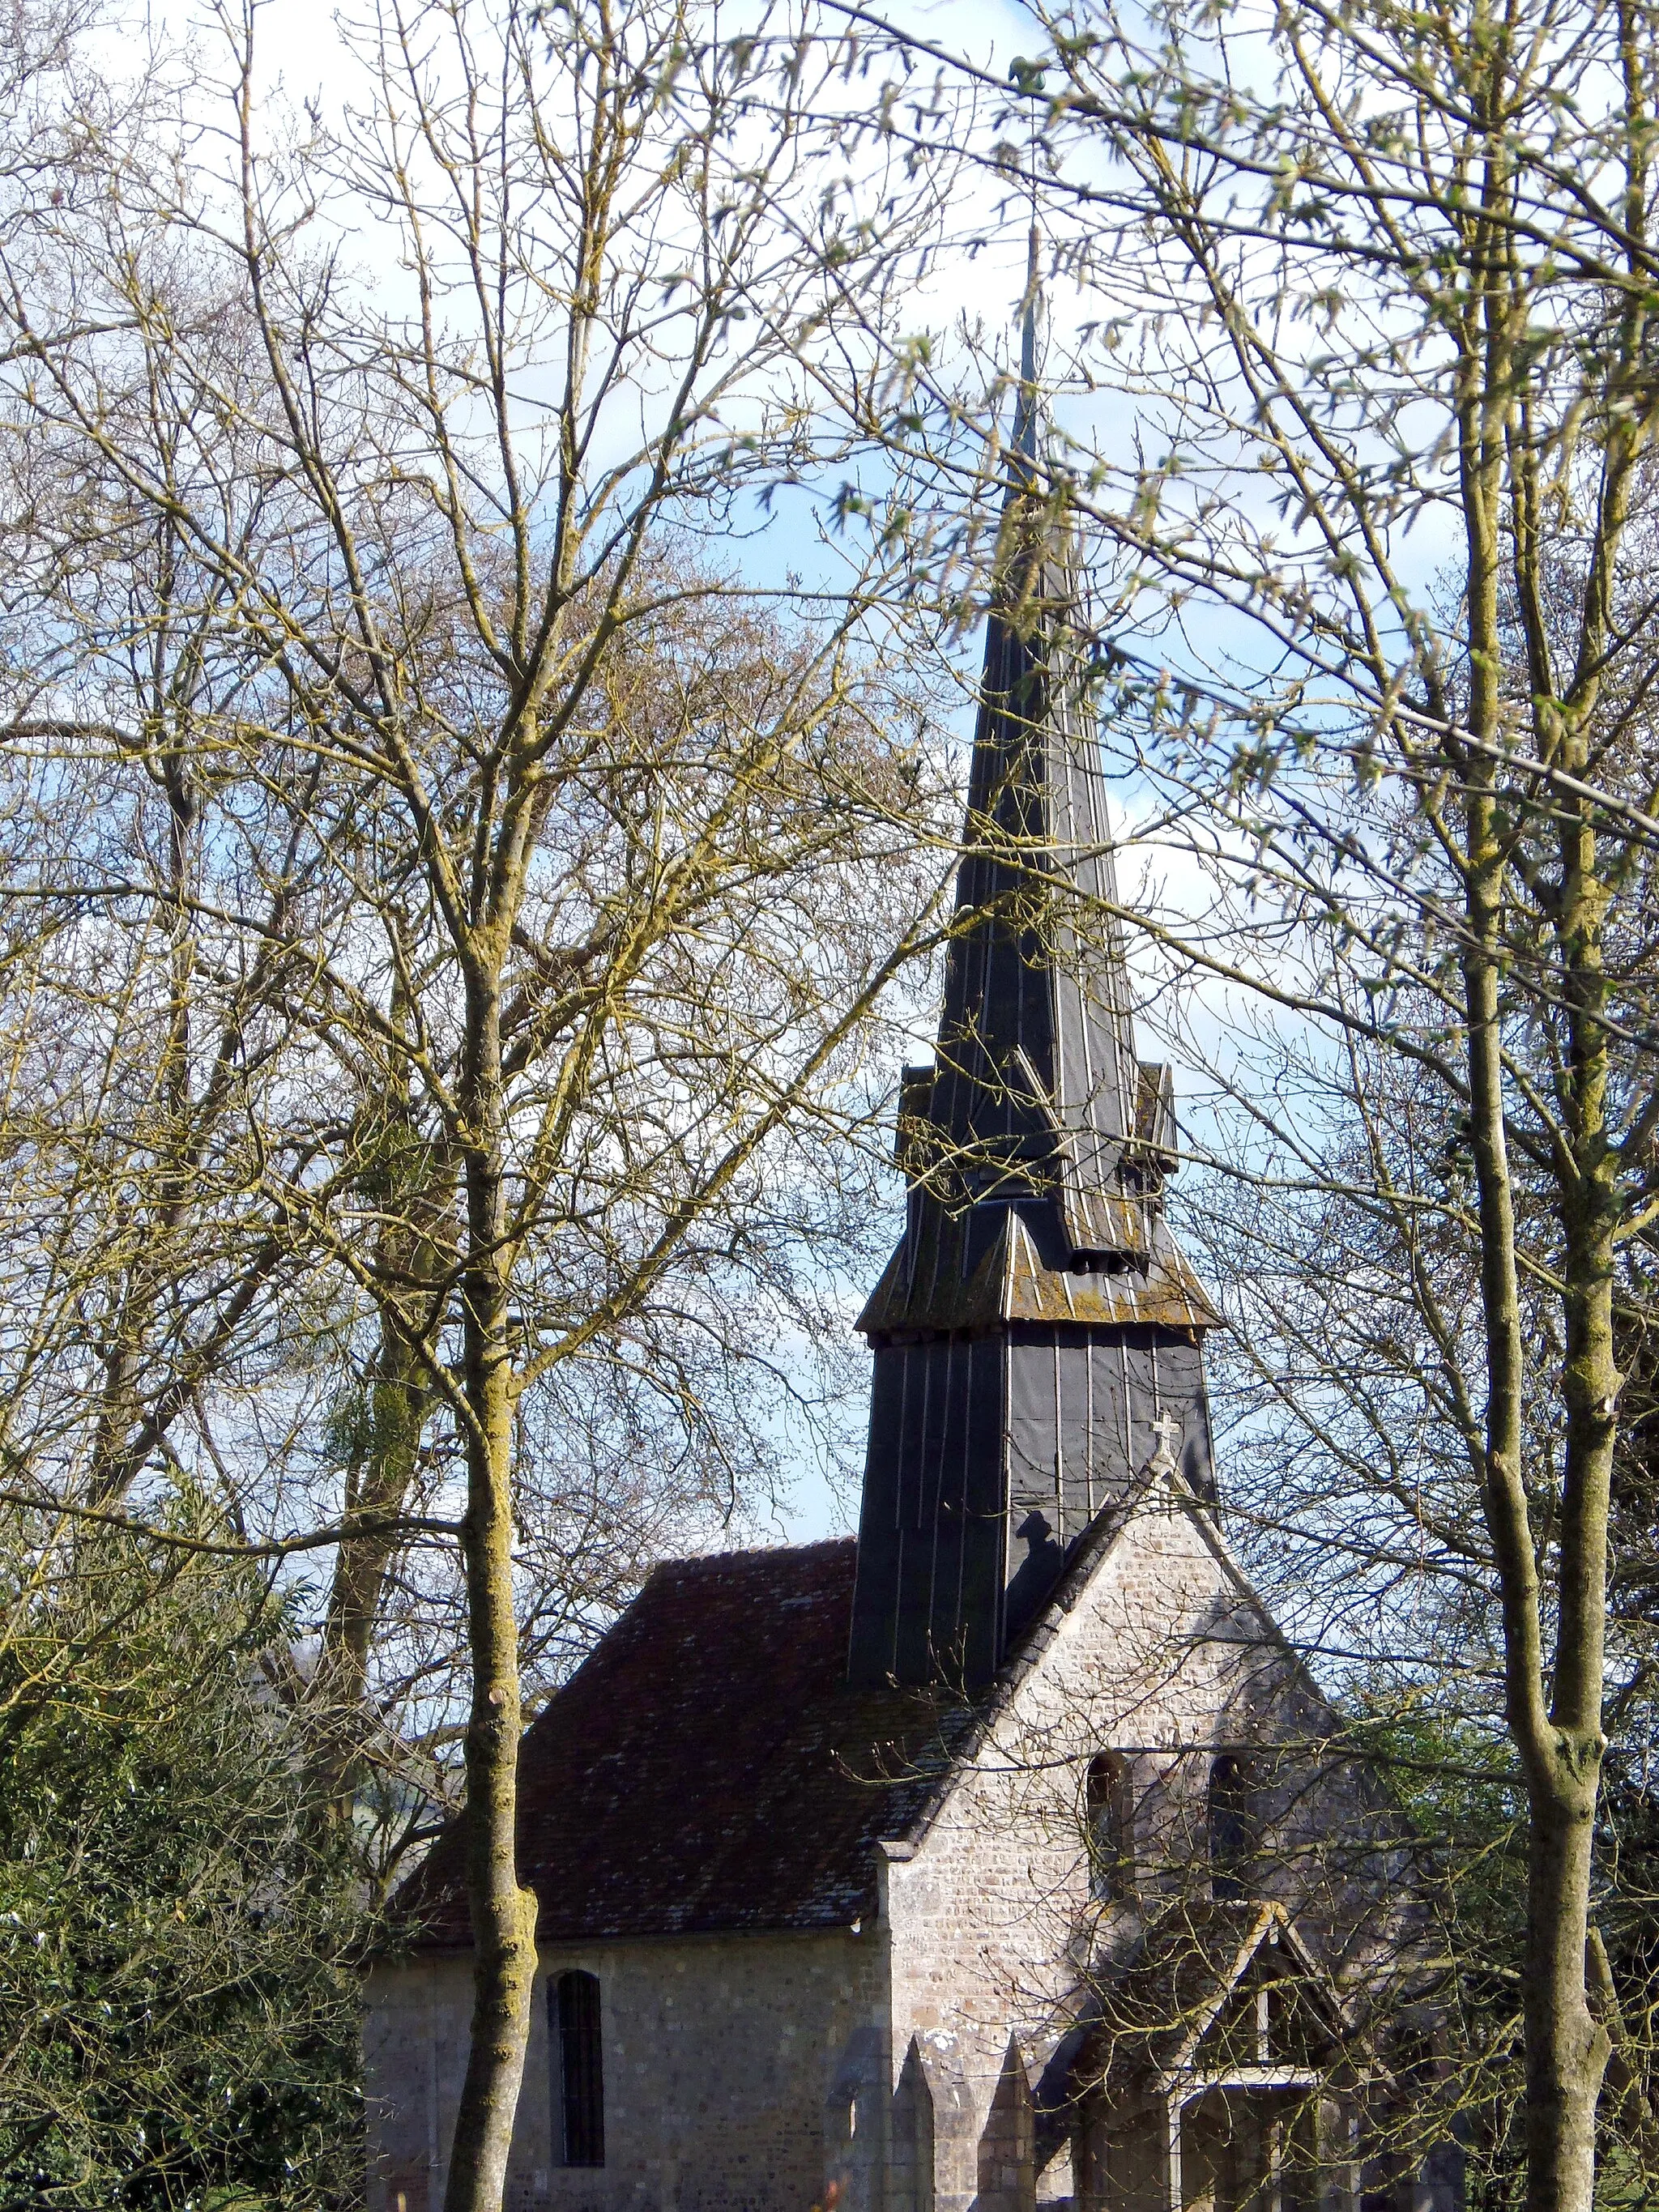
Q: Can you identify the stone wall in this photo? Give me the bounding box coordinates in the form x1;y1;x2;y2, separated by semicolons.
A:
881;1486;1458;2212
365;1927;883;2212
881;1487;1320;2212
364;1489;1452;2212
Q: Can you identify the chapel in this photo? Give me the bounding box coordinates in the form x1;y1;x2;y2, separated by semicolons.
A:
364;330;1466;2212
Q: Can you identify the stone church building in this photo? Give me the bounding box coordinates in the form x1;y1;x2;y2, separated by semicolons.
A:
365;437;1464;2212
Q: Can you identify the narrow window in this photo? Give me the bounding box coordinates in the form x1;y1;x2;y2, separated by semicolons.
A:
1085;1750;1132;1902
552;1970;604;2167
1209;1753;1255;1900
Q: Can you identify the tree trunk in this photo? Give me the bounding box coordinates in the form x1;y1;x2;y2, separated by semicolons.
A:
1587;1925;1659;2171
1524;1780;1609;2212
326;1317;429;1695
317;986;449;1807
1457;800;1607;2212
1522;768;1621;2212
443;970;538;2212
1456;184;1614;2207
314;1305;431;1815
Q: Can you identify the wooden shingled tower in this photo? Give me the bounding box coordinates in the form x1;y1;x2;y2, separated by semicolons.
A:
847;266;1218;1689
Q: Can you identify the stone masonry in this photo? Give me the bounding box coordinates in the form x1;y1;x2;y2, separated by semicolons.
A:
365;1483;1455;2212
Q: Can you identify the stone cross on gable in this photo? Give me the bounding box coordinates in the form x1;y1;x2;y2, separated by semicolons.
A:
1148;1409;1182;1475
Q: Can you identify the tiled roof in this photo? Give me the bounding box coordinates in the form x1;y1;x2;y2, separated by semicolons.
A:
399;1540;971;1946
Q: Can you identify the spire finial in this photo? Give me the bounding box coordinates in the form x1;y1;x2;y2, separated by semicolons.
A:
1013;223;1042;464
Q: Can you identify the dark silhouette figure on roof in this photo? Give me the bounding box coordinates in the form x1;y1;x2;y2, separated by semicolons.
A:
1004;1509;1067;1639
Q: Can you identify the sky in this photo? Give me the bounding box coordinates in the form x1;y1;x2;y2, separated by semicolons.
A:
96;0;1370;1554
203;0;1310;1552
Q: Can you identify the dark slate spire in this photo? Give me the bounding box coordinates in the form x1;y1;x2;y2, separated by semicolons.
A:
847;260;1218;1691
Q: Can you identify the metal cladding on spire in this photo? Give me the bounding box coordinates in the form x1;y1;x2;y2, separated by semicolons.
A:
846;300;1219;1692
1013;224;1042;465
902;544;1162;1272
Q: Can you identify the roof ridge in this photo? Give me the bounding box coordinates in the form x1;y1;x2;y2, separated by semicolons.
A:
650;1534;857;1575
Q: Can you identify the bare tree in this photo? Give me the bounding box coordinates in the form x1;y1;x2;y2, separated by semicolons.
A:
0;2;957;2201
804;0;1659;2197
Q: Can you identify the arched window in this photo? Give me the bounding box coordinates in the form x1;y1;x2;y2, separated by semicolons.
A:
1085;1750;1132;1903
1209;1754;1255;1900
552;1970;604;2167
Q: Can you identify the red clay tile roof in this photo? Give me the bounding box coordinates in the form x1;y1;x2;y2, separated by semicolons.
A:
399;1539;971;1946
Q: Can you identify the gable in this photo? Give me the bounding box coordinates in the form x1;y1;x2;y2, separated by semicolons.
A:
1084;1900;1352;2095
903;1477;1312;1859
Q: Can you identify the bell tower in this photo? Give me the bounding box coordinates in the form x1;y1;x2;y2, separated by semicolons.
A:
847;271;1218;1690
